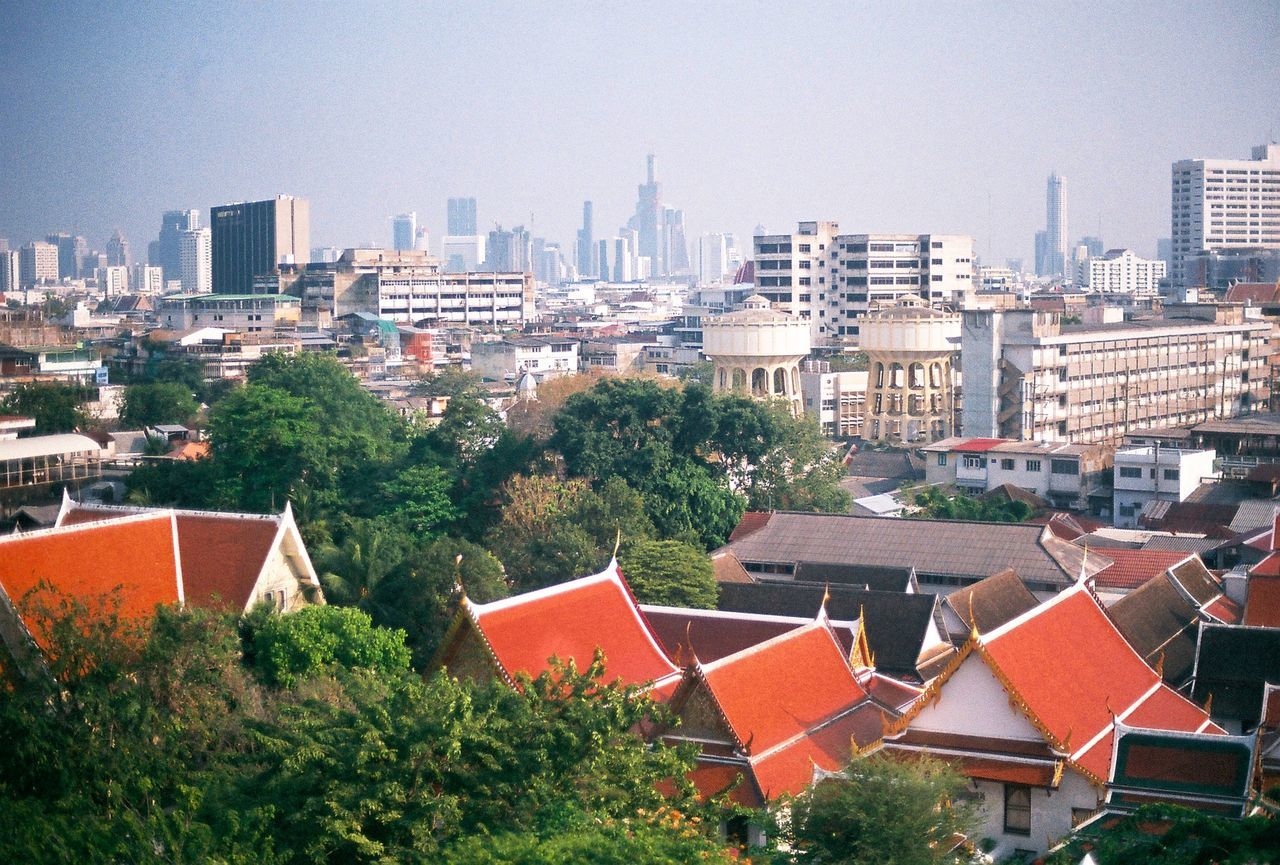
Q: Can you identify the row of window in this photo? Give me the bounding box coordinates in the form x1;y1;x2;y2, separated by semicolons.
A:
1118;466;1180;480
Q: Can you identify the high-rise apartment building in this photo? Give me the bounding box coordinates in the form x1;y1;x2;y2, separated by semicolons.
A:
106;230;130;267
596;239;609;282
662;205;690;274
754;221;974;345
1044;173;1068;279
392;212;417;251
131;264;164;295
699;233;728;285
961;304;1269;445
19;241;59;286
178;227;213;294
447;198;477;235
414;226;429;252
210;196;310;294
1078;249;1166;295
1171;143;1280;287
46;233;87;279
612;236;633;282
97;266;129;296
576;201;594;279
442;235;485;273
148;210;200;282
0;250;19;294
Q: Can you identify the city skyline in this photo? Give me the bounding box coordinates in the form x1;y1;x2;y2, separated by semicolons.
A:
1;2;1277;267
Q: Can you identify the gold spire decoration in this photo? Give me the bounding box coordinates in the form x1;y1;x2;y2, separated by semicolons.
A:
850;605;875;670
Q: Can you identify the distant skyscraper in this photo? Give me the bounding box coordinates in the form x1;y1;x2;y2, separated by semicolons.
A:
1045;173;1068;279
699;233;728;285
19;241;59;286
210;195;310;294
1156;238;1173;275
485;224;530;272
613;236;633;282
1171;143;1280;287
662;206;690;274
629;155;662;275
178;227;212;294
46;233;87;279
106;229;131;267
447;197;477;235
149;209;200;282
596;238;609;282
414;225;429;252
1034;230;1048;277
392;212;417;251
576;201;594;278
131;264;164;294
0;250;18;294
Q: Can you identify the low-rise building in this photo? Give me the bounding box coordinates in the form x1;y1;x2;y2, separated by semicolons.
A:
1112;445;1219;528
799;365;867;438
1078;248;1166;295
470;336;579;382
923;437;1112;513
157;292;301;333
0;344;104;384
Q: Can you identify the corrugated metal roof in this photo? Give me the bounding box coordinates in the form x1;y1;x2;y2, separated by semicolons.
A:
0;434;104;461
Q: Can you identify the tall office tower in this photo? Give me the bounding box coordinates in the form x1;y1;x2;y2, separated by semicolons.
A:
630;154;662;275
0;238;9;253
392;212;417;251
447;197;477;235
106;229;131;267
612;236;633;282
596;238;609;282
178;227;213;294
1077;236;1104;259
46;233;87;279
81;252;107;276
1171;143;1280;287
1156;238;1173;274
485;225;530;272
442;235;485;272
210;195;310;294
699;233;728;285
0;250;19;293
1034;230;1048;276
149;209;200;282
1044;173;1068;279
662;206;691;273
414;225;429;252
131;264;164;295
19;241;59;285
311;247;341;264
576;201;594;278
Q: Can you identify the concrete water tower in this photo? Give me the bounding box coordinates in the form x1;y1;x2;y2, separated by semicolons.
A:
860;294;959;444
701;294;810;416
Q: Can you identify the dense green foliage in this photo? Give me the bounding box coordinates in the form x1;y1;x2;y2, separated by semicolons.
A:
909;487;1035;523
0;593;745;864
619;539;719;609
249;605;412;687
783;753;977;865
0;381;93;432
119;381;200;428
1045;803;1280;865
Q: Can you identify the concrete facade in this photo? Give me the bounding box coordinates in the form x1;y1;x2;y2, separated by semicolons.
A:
1113;445;1219;528
860;296;959;444
702;295;810;416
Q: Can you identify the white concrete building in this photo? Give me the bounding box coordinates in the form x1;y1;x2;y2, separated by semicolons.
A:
1079;248;1166;295
470;336;579;382
860;296;959;444
1112;445;1219;528
95;266;129;297
923;437;1111;513
131;264;164;295
698;233;729;285
1171;143;1280;287
178;227;212;294
158;293;301;333
799;367;867;438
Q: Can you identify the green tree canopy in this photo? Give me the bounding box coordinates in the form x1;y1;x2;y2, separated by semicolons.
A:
0;382;93;433
619;539;718;609
250;605;411;687
911;488;1035;523
119;381;199;428
785;752;977;865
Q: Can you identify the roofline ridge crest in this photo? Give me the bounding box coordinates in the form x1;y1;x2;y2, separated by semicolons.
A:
0;509;175;545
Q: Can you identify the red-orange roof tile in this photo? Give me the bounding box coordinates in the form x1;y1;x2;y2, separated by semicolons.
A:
751;703;886;798
466;561;680;688
1245;573;1280;627
1203;594;1242;625
1091;549;1191;591
951;438;1008;453
0;514;182;647
728;511;772;543
61;504;284;612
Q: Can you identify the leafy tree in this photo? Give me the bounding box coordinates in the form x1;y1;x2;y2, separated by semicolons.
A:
208;383;327;512
424;391;505;468
413;366;485;398
571;475;657;550
250;605;411;687
619;539;718;608
677;359;714;387
437;817;740;864
119;381;199;428
505;371;607;441
1045;803;1280;865
785;752;978;865
0;382;93;433
376;463;460;536
910;488;1035;523
371;536;508;668
315;517;413;612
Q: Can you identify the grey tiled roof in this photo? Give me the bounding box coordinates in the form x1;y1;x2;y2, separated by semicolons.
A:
718;511;1093;587
1141;536;1226;555
1229;500;1280;533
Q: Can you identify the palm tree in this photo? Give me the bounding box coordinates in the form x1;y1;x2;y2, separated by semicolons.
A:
316;521;404;616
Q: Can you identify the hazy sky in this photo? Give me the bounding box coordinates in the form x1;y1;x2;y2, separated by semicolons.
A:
2;1;1278;266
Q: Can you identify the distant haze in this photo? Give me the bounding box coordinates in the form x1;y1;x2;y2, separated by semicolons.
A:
1;1;1277;265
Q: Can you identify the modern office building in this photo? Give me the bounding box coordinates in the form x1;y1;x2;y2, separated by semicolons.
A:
392;213;417;252
631;155;662;275
178;227;213;294
576;201;594;279
1078;249;1166;295
1182;249;1280;292
210;195;310;294
447;197;477;235
131;264;164;295
442;235;485;273
96;266;130;297
148;209;200;282
961;304;1270;446
1171;143;1280;287
106;230;130;268
1043;173;1068;279
46;233;87;279
0;251;18;294
19;241;59;286
414;225;429;252
753;221;974;346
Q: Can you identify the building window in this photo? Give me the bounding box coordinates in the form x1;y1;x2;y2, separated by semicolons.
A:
1050;459;1078;475
1163;468;1180;480
1025;459;1041;472
1004;785;1032;836
963;455;986;469
1000;458;1015;470
937;453;947;466
1119;466;1143;479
